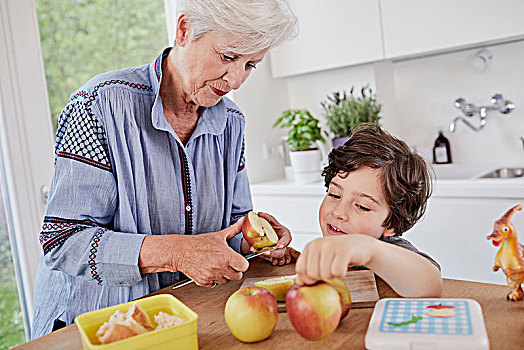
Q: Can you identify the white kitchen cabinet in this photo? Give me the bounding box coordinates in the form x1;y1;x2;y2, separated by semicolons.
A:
251;180;326;252
270;1;524;77
380;0;524;59
251;176;524;285
406;197;524;286
269;0;383;78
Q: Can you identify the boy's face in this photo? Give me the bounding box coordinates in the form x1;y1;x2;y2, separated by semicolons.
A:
319;166;395;239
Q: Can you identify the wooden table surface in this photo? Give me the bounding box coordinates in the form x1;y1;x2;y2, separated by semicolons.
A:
16;259;524;349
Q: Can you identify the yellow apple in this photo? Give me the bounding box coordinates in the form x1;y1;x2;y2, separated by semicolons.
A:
285;282;342;341
224;287;278;343
255;275;296;301
324;278;351;320
242;211;279;249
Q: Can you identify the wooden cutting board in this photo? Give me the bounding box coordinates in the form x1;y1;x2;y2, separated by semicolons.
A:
240;269;379;312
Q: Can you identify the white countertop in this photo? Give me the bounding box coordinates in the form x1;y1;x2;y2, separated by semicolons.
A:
251;163;524;199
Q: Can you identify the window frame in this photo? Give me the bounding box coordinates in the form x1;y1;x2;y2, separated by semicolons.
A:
0;0;56;337
0;0;175;338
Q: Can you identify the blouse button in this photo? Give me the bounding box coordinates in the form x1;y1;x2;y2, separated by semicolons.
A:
185;205;192;212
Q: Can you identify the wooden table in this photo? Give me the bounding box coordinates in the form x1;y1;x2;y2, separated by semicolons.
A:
16;259;524;349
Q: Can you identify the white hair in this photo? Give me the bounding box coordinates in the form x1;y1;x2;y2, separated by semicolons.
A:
175;0;298;54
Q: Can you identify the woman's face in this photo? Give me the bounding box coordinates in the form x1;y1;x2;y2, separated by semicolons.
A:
174;20;268;107
319;166;395;239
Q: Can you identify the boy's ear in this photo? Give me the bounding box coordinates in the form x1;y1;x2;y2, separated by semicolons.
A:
175;14;191;47
382;227;396;238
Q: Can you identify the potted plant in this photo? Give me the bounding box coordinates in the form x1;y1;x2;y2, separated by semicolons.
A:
273;109;327;184
321;85;382;148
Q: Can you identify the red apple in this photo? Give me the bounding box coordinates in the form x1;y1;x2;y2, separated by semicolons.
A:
224;287;278;343
425;304;457;318
285;282;342;341
324;278;352;320
242;211;279;249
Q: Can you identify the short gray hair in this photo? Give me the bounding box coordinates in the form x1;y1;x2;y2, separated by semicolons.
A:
175;0;298;54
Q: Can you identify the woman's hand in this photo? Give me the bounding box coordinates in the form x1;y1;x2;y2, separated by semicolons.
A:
139;219;249;287
295;234;376;285
240;212;299;266
243;212;293;259
267;246;301;266
175;219;250;287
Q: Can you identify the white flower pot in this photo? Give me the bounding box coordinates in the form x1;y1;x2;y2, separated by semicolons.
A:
289;149;322;184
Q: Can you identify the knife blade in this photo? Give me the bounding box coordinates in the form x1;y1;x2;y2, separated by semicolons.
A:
244;245;280;260
171;245;281;290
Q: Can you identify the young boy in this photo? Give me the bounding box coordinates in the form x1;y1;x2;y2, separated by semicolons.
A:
295;123;442;297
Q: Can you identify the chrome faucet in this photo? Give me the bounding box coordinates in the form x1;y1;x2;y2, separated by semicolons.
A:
449;94;515;132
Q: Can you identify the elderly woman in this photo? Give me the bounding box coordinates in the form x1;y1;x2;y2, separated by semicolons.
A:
31;0;298;339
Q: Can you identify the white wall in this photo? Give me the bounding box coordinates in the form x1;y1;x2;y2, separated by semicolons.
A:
233;59;290;183
235;57;380;184
235;40;524;184
382;41;524;164
286;63;377;133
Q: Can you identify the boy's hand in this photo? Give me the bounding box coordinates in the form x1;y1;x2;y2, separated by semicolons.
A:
295;234;378;285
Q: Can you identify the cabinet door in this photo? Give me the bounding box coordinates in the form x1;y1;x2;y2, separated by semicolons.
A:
269;0;383;78
381;0;524;59
405;197;524;285
252;194;323;251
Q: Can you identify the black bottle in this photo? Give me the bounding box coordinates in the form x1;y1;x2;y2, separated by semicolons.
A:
433;131;452;164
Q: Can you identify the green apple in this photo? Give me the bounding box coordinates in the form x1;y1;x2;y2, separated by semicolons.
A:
324;278;351;320
224;287;278;343
285;282;342;341
242;211;279;249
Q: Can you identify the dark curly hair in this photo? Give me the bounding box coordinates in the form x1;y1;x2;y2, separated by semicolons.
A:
322;123;432;235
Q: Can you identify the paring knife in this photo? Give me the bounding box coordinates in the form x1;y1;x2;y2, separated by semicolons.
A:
171;245;281;290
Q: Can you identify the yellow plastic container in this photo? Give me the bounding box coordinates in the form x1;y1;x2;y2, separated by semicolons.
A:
75;294;198;350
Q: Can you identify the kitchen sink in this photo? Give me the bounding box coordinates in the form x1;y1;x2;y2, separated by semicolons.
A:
478;167;524;179
432;164;489;179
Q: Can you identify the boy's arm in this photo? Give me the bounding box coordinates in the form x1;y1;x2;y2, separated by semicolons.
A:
366;238;442;297
295;235;442;298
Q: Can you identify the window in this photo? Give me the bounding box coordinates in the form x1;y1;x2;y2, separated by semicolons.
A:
0;151;25;350
0;0;170;344
36;0;169;130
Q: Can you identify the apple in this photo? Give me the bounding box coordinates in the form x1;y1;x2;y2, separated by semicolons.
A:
324;278;351;320
224;286;278;343
425;304;456;318
255;275;296;302
242;211;279;249
285;282;342;341
426;304;456;309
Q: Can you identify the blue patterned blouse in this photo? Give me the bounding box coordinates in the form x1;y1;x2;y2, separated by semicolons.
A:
31;48;252;339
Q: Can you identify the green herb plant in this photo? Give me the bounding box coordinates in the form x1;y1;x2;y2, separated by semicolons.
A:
321;85;381;138
273;109;326;151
